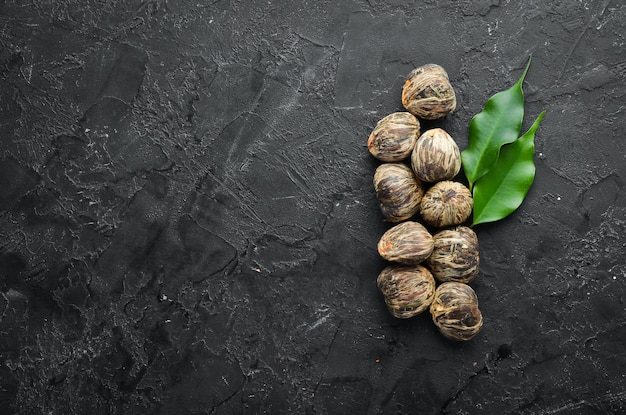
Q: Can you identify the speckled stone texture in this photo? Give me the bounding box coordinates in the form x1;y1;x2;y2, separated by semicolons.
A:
1;1;625;414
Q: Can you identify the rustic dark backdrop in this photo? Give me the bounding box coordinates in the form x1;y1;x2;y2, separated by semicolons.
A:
1;0;625;413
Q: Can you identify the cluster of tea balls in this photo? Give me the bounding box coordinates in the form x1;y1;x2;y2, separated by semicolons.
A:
369;64;483;341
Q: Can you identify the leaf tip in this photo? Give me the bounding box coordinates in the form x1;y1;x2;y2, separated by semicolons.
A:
532;110;547;129
516;56;533;88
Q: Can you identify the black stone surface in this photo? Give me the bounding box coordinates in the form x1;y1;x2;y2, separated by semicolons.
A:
1;1;625;414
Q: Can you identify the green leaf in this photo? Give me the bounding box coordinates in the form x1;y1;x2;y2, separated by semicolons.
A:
461;57;532;190
471;111;546;226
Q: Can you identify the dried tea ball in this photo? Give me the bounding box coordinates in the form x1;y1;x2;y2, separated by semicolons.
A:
373;163;425;222
368;112;421;162
377;265;436;318
427;226;479;283
377;221;434;264
420;181;473;228
411;128;461;183
401;64;457;120
430;282;483;341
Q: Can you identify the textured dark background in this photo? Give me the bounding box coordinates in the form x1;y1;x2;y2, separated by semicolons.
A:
1;0;625;414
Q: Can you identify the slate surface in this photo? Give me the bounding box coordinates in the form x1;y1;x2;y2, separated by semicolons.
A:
1;1;625;414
